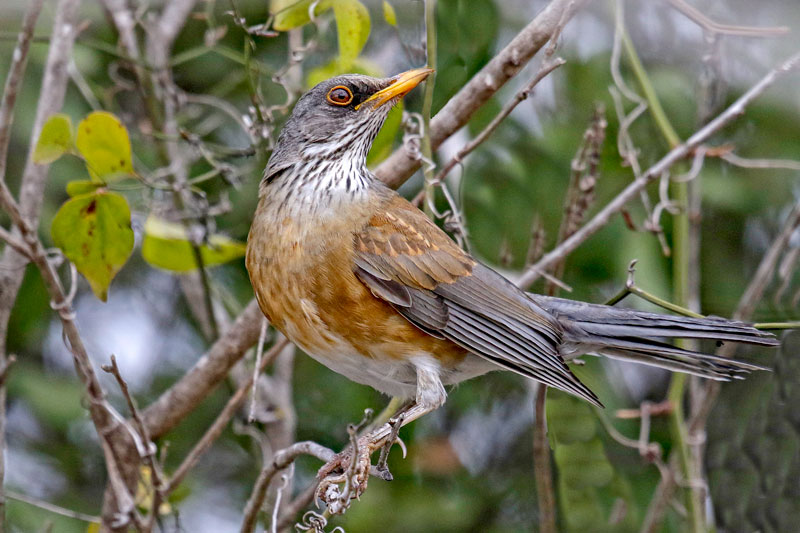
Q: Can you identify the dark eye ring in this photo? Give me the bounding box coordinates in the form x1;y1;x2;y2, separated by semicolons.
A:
326;85;353;106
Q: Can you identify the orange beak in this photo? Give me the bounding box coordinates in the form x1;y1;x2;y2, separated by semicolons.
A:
355;67;434;110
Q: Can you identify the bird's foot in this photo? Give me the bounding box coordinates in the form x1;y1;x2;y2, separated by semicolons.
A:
316;413;406;514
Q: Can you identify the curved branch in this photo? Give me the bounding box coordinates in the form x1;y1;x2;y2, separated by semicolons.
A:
374;0;591;188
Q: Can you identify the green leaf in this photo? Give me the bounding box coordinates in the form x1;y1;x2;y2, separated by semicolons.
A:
66;180;104;197
382;1;397;26
51;191;134;301
141;217;246;272
332;0;370;69
367;101;402;166
75;111;133;182
271;0;332;31
33;113;72;164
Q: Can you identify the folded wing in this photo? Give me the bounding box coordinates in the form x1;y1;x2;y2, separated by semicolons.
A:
354;192;601;406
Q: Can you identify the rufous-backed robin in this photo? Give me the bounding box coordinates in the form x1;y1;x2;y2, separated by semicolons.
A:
246;67;776;470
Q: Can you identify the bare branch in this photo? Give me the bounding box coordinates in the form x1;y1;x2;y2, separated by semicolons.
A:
433;57;566;185
519;50;800;286
0;0;44;184
142;300;264;438
532;386;556;533
240;441;335;533
721;152;800;171
165;337;290;493
668;0;789;37
5;489;101;525
373;0;591;188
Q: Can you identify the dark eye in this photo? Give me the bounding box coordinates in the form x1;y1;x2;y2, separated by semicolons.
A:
326;85;353;106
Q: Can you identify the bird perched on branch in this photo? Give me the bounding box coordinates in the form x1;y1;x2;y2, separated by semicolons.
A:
246;67;777;458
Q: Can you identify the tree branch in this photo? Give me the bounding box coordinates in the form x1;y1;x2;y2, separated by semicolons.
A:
519;49;800;287
165;337;289;493
373;0;591;188
240;441;335;533
142;300;264;438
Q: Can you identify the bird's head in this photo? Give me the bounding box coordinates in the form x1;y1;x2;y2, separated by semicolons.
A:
266;68;433;177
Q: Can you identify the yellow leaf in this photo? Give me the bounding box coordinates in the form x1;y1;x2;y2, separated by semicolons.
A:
142;217;246;272
383;1;397;26
66;180;104;197
271;0;332;31
33;113;73;164
76;111;133;182
51;191;134;301
332;0;370;70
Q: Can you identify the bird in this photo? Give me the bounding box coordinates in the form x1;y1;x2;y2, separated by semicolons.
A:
246;67;777;437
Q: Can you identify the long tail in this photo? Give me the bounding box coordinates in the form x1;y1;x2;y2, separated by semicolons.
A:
531;295;779;380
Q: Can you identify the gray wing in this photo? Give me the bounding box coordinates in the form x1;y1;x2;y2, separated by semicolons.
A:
354;197;601;406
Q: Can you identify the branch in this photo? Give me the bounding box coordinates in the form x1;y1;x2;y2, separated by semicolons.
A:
0;184;141;531
532;386;556;533
136;0;594;447
373;0;591;188
164;337;289;493
433;57;566;185
668;0;789;37
240;441;335;533
142;299;264;438
519;49;800;287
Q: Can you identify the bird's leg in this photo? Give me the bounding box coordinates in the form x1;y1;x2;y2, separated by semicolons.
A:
316;358;446;513
374;412;405;480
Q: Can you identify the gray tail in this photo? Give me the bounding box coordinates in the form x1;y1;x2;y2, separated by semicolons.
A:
532;295;779;380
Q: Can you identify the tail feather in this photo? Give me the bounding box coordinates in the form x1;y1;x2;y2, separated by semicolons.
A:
531;294;779;381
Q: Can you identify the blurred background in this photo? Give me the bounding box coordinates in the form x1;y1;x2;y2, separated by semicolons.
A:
1;0;799;531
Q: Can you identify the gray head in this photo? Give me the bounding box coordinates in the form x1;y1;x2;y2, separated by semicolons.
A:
265;68;433;182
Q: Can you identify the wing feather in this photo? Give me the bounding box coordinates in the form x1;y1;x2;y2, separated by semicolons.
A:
353;191;600;406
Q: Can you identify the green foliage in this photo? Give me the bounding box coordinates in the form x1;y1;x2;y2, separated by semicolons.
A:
547;390;638;532
382;1;397;26
367;102;403;166
51;190;134;301
271;0;332;31
33;113;73;164
75;111;134;182
7;364;87;431
332;0;370;69
141;217;246;272
66;180;104;197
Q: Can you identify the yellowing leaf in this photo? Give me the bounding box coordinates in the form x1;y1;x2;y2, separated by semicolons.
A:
332;0;370;69
33;113;72;164
76;111;133;182
51;191;134;301
383;1;397;26
66;180;104;197
87;523;101;533
142;217;246;272
272;0;332;31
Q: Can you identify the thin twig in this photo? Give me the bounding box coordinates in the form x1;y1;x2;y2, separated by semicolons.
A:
532;386;556;533
374;0;592;188
668;0;789;37
6;490;101;524
0;0;45;183
520;49;800;286
102;355;167;531
435;58;566;185
720;152;800;171
166;337;289;493
420;0;438;219
688;202;800;435
240;441;335;533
